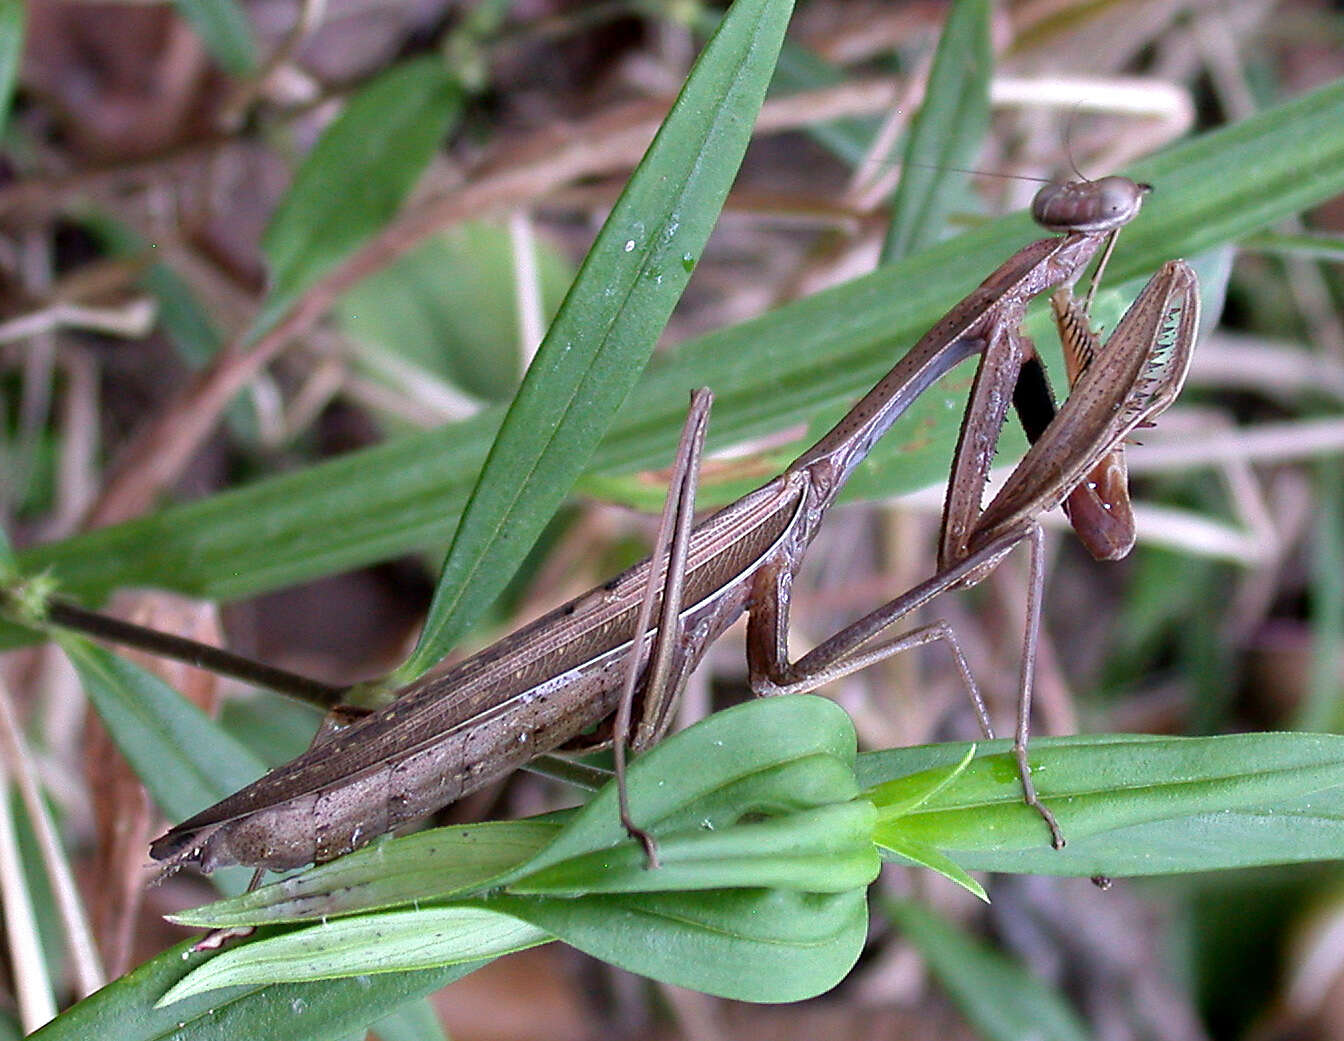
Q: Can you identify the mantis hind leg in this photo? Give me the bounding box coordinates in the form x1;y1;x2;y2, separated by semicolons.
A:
611;388;712;868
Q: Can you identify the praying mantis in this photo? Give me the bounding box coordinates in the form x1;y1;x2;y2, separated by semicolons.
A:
131;173;1198;874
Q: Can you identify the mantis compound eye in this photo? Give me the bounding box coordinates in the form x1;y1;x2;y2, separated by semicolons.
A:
1092;175;1150;224
1032;175;1147;233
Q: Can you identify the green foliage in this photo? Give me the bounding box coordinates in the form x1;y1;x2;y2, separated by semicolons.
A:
157;696;875;1006
0;0;24;141
863;732;1344;875
172;0;257;76
338;222;573;404
882;0;991;262
887;900;1095;1041
53;695;1344;1024
11;0;1344;1034
27;941;475;1041
255;58;464;340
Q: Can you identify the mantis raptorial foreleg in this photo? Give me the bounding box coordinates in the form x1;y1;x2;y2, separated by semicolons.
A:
747;259;1199;847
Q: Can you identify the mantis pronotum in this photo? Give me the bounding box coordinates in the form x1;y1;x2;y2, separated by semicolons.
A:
77;175;1195;874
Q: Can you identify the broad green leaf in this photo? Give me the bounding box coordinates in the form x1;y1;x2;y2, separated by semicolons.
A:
255;58;463;340
882;0;991;261
172;0;256;77
9;80;1344;621
396;0;797;680
862;732;1344;875
501;695;857;880
0;0;24;141
887;900;1095;1041
157;910;548;1005
486;886;867;1003
27;938;476;1041
509;801;878;896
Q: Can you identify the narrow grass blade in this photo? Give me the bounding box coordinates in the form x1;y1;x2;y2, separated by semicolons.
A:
1303;460;1344;731
0;0;23;140
254;58;463;340
886;900;1095;1041
171;0;256;77
156;910;548;1006
170;821;562;928
882;0;991;262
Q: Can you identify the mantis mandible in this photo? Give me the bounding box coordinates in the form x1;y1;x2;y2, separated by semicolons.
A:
133;174;1198;874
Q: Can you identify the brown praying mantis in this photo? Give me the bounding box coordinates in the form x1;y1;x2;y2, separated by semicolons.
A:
120;174;1197;874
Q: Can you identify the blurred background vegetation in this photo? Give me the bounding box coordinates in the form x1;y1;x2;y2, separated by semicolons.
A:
2;0;1344;1038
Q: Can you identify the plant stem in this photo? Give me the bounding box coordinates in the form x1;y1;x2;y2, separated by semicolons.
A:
43;599;347;710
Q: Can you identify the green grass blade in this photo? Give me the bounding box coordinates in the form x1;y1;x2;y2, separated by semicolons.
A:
882;0;991;262
171;0;257;77
0;0;24;141
59;639;266;816
397;0;797;679
1303;461;1344;731
254;58;463;341
1243;229;1344;261
887;900;1095;1041
170;821;562;929
27;939;476;1041
367;1001;449;1041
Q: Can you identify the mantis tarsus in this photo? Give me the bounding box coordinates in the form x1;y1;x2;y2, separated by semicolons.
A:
118;175;1197;873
